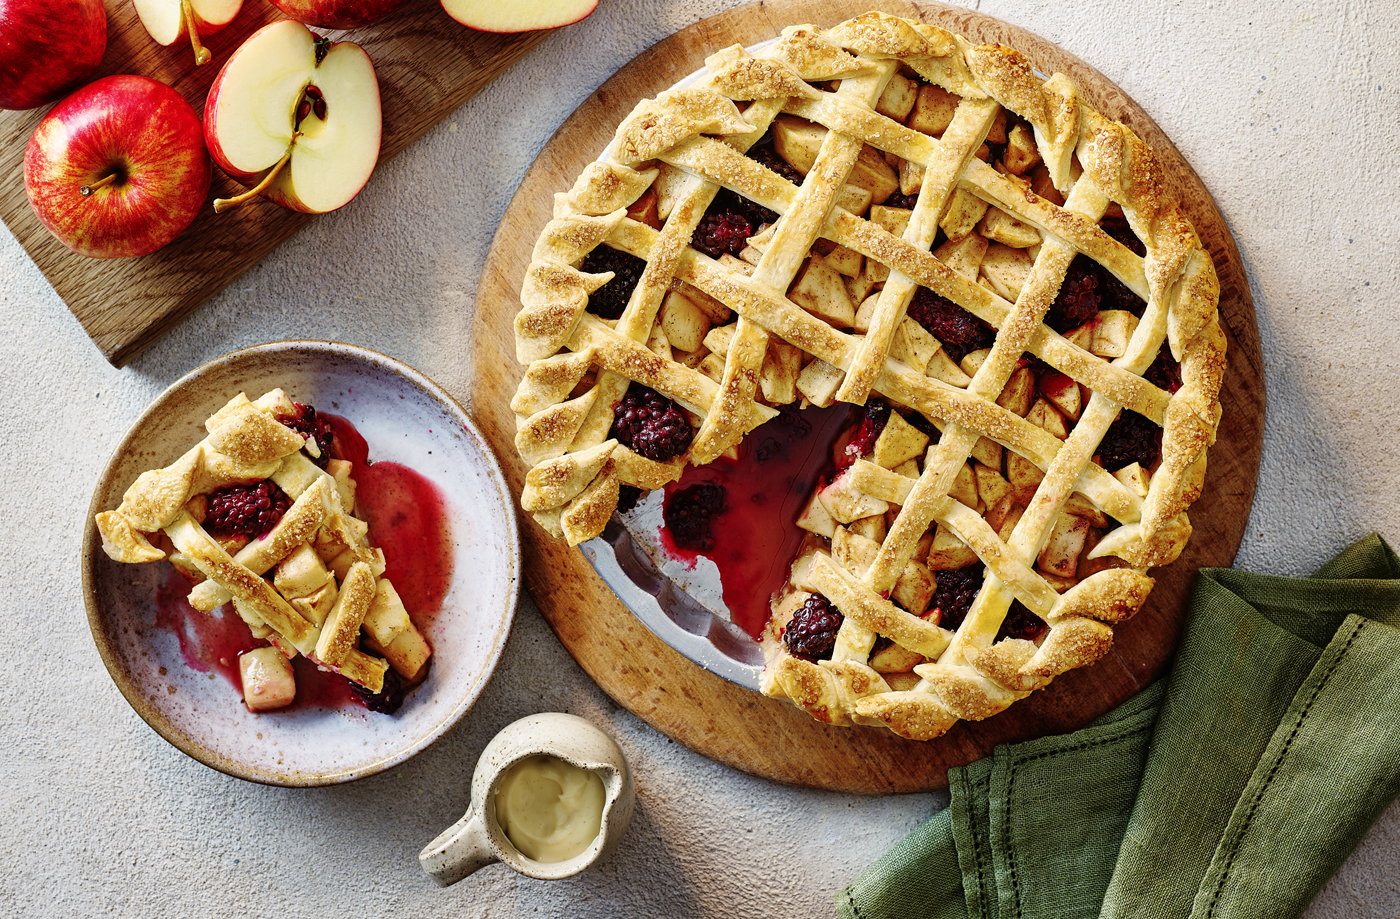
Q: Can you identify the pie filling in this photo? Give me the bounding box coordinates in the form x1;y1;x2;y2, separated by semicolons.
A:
512;13;1224;740
96;390;441;714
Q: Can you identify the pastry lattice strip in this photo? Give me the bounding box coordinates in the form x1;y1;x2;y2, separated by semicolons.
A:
512;13;1225;740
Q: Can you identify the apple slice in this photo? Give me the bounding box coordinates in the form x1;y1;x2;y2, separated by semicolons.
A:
133;0;243;66
205;21;381;215
441;0;597;32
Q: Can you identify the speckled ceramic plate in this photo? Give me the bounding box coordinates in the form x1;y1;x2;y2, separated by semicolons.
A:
82;341;520;786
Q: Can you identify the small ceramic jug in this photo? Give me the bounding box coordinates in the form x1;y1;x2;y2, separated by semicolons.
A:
419;712;634;885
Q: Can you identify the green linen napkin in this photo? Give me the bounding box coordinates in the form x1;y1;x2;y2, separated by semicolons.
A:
838;534;1400;919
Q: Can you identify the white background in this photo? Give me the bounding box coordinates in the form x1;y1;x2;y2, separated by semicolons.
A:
3;0;1397;915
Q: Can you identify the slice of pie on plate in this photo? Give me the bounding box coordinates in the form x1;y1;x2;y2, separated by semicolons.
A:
509;11;1224;740
95;389;431;712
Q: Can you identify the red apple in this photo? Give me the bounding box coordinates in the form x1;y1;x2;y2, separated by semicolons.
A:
133;0;244;66
441;0;597;32
0;0;107;110
205;21;381;214
24;75;210;258
267;0;407;30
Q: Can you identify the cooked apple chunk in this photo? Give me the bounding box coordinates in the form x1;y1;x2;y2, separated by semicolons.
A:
939;188;988;239
760;338;803;404
796;358;844;406
997;366;1035;417
979;244;1034;301
819;467;890;524
790;256;856;327
1038;513;1092;578
1003;123;1042;175
1091;310;1140;358
978;207;1041;249
796;491;838;538
934;233;988;280
240;647;296;712
876;72;917;120
870;641;924;674
659;289;711;353
368;624;432;682
874;413;930;469
908;83;958;136
1039;370;1083;420
927;524;978;570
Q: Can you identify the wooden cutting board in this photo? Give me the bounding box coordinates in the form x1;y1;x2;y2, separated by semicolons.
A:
0;0;547;366
470;0;1265;794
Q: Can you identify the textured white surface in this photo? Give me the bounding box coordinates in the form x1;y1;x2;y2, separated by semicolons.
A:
3;0;1398;915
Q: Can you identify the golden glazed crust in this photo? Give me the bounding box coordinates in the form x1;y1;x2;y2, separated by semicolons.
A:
511;12;1224;739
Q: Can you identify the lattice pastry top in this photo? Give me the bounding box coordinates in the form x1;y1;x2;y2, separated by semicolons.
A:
510;12;1225;740
96;390;431;711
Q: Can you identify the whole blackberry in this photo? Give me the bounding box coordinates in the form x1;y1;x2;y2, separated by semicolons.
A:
278;402;334;467
1145;347;1183;393
580;246;647;320
204;480;292;538
693;209;754;258
996;601;1047;642
662;483;726;552
883;191;919;209
907;287;994;361
783;593;844;661
1098;409;1162;470
1100;215;1146;256
1096;265;1146;316
713;179;781;230
350;665;420;715
930;564;985;631
1046;256;1102;332
609;384;694;461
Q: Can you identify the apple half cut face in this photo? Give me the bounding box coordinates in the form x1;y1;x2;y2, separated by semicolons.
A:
132;0;244;65
440;0;597;33
205;20;381;214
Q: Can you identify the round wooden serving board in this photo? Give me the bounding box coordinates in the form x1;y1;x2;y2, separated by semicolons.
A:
469;0;1264;794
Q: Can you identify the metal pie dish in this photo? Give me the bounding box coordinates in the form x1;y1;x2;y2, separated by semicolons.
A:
83;341;520;786
582;517;764;691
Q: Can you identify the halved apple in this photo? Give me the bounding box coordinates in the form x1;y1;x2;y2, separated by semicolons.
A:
205;21;381;214
441;0;597;33
133;0;243;66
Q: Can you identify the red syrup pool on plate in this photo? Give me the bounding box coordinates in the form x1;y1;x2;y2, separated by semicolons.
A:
150;413;453;713
658;403;857;639
323;414;453;630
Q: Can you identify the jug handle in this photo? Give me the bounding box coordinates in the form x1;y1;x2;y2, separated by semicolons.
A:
419;809;496;886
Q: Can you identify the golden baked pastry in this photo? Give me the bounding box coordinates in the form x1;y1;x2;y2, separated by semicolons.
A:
96;390;431;711
509;12;1224;739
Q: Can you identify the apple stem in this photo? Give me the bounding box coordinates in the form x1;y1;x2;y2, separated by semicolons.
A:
182;0;211;66
212;134;302;214
80;173;120;197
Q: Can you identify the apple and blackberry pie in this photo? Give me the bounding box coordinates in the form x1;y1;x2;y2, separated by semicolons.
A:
510;12;1225;740
95;390;431;713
